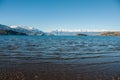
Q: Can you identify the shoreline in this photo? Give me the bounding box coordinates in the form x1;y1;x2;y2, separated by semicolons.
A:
0;63;120;80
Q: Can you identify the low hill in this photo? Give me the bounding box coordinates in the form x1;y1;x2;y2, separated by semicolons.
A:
100;32;120;36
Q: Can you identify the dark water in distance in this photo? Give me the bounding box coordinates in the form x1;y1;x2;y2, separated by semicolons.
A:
0;35;120;65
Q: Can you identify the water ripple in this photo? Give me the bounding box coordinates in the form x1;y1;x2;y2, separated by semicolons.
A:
0;36;120;65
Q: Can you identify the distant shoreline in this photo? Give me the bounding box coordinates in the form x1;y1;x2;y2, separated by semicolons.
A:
0;29;120;36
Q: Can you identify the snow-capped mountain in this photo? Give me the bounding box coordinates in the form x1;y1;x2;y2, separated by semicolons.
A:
10;25;45;35
0;24;45;35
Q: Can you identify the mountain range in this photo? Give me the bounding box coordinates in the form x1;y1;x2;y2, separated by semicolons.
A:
0;24;45;35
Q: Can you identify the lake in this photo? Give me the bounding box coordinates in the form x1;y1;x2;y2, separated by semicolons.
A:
0;35;120;80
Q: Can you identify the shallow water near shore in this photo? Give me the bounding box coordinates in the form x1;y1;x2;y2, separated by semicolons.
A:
0;35;120;80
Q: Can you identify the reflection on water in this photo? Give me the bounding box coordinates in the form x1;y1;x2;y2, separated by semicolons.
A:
0;35;120;65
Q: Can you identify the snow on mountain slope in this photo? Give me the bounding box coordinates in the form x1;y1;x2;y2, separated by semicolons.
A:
10;25;33;30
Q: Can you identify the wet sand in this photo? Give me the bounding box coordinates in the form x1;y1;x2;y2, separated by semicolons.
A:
0;62;120;80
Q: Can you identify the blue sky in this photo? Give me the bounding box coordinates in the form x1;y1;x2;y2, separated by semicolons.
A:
0;0;120;31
